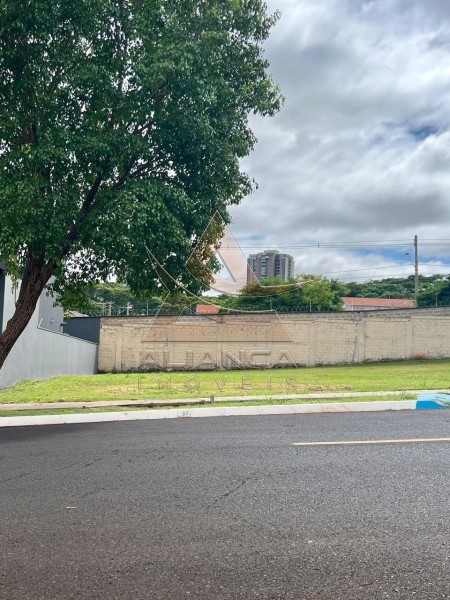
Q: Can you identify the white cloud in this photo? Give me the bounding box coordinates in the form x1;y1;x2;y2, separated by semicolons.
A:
231;0;450;282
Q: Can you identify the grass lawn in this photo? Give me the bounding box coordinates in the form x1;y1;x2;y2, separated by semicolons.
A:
0;359;449;404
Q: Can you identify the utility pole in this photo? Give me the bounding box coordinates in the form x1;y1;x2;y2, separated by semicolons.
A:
414;234;419;304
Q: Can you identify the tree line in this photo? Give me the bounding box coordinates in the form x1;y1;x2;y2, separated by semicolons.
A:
64;273;450;316
346;274;450;308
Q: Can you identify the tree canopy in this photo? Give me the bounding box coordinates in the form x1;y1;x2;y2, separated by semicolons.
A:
64;281;194;315
346;274;449;300
416;275;450;307
216;276;348;312
0;0;283;367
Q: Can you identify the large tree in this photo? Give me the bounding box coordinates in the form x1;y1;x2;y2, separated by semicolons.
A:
0;0;282;368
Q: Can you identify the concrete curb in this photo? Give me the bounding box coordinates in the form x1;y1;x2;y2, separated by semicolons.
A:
2;393;449;428
2;399;448;428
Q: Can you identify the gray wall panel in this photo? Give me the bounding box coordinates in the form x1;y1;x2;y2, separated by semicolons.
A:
38;292;65;333
0;269;4;333
64;317;101;344
0;275;98;389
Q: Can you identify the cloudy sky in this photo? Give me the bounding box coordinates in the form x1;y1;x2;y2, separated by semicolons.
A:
228;0;450;283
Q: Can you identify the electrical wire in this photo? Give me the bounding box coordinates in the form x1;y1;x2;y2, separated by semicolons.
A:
144;247;325;307
226;240;450;249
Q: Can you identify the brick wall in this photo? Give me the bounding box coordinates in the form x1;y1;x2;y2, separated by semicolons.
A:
98;308;450;372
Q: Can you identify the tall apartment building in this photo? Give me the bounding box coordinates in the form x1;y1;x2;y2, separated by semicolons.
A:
247;250;295;283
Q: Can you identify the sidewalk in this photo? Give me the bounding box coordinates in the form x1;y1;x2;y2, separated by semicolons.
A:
2;390;449;427
1;389;448;411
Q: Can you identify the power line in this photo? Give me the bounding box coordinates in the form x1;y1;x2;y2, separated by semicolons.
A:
228;244;414;248
337;272;450;281
228;240;450;249
337;273;415;281
313;264;413;276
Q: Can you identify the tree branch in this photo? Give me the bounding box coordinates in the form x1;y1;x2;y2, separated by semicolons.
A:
55;175;103;262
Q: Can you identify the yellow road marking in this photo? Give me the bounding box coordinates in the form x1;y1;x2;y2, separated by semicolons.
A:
292;437;450;447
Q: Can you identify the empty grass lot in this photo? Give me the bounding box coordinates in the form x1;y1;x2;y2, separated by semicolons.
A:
0;359;449;404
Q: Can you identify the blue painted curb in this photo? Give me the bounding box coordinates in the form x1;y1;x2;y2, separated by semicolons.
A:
416;393;450;410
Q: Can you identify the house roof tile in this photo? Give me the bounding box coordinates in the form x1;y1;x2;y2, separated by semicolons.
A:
196;304;221;315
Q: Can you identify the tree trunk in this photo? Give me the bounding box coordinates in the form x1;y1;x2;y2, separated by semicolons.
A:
0;258;55;371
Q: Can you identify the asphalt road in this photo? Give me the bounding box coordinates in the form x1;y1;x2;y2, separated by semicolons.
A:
1;410;450;600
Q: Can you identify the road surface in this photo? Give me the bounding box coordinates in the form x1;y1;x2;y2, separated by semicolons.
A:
1;410;450;599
